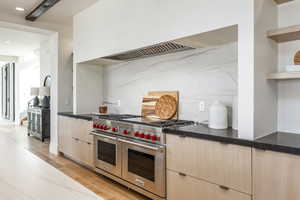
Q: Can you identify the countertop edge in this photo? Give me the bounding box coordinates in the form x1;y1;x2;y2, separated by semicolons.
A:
163;128;253;147
58;112;93;121
253;142;300;156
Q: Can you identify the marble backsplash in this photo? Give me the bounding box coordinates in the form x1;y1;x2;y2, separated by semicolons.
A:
103;42;238;123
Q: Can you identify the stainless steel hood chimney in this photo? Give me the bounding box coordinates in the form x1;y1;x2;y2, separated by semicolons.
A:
102;42;194;61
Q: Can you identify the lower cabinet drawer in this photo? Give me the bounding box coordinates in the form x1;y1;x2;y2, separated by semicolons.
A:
253;149;300;200
70;137;94;168
80;120;94;144
79;140;94;167
167;170;251;200
166;134;252;194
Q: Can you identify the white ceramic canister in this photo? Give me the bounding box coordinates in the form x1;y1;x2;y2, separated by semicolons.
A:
209;100;228;129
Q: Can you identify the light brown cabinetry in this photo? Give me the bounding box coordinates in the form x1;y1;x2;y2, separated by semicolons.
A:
72;118;93;143
167;170;251;200
253;149;300;200
58;116;94;167
166;134;252;195
58;116;73;155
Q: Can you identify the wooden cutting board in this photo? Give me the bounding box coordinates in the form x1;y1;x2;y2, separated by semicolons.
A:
294;51;300;65
141;91;179;119
155;95;178;119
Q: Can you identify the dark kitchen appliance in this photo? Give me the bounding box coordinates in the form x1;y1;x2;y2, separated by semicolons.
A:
90;114;193;200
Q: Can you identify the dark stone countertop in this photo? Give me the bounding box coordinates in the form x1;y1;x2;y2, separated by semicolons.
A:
164;123;300;155
254;132;300;155
58;112;95;121
163;123;253;147
57;114;300;155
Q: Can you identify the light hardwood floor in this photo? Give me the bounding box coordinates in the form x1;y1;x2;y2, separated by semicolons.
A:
0;123;149;200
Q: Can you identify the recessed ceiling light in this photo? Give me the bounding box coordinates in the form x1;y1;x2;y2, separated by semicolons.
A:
16;7;25;11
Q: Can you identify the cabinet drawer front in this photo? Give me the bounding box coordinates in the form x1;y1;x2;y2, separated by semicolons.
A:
253;149;300;200
166;134;252;194
78;140;94;167
82;121;93;143
167;170;251;200
67;118;93;144
58;116;73;155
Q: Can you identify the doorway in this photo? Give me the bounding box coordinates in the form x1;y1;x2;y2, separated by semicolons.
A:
1;63;15;121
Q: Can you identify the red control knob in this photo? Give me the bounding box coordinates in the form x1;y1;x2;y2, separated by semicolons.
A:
97;125;101;129
134;132;140;137
123;130;129;135
151;135;157;141
139;133;145;138
145;134;151;140
112;127;118;132
100;125;104;130
104;126;110;130
93;124;97;128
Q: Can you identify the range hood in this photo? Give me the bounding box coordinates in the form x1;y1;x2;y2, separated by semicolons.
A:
103;42;194;61
81;25;238;66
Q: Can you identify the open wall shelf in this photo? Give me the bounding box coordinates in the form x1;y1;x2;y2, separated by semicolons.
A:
274;0;293;5
267;72;300;80
267;24;300;43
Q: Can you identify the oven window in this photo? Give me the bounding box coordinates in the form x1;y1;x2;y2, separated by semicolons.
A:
97;140;116;166
128;149;155;182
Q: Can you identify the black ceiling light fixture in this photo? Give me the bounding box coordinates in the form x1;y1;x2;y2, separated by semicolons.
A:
25;0;61;21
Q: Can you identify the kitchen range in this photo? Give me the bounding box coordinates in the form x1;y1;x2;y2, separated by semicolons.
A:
90;114;193;200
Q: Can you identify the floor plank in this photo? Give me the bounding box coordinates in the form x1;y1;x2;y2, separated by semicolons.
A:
0;123;150;200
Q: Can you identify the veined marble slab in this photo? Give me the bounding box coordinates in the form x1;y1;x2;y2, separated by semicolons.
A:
103;42;238;123
0;132;102;200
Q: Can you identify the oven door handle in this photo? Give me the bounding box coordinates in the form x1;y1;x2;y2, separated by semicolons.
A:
118;139;164;152
90;131;117;141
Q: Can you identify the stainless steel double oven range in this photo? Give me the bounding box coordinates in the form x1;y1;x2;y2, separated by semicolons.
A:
90;114;193;200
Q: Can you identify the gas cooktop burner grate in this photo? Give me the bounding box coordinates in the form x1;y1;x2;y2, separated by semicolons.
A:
120;117;194;127
151;119;194;127
93;114;140;120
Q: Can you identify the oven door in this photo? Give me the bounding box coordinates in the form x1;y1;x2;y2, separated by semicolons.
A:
120;138;166;197
92;132;122;177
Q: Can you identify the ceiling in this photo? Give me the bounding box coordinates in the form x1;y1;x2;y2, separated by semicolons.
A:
0;0;99;25
0;27;47;57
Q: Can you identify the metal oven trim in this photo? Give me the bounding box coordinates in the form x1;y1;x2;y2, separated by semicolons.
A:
120;138;166;197
92;132;122;177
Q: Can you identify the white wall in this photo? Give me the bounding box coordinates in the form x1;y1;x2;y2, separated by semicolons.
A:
103;43;237;123
253;0;278;138
73;63;103;114
58;37;73;112
40;35;73;113
277;0;300;133
40;39;53;85
37;33;60;153
74;0;255;140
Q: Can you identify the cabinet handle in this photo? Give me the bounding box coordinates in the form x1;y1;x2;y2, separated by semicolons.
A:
179;134;186;138
255;147;266;152
178;172;187;177
72;137;79;141
87;142;91;145
219;141;228;145
219;185;229;190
